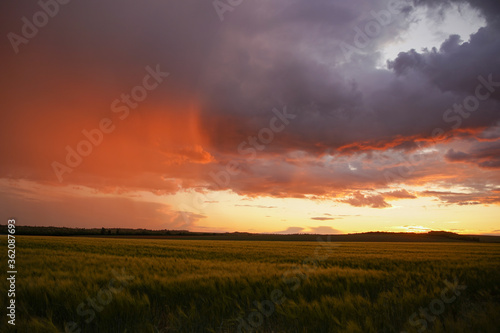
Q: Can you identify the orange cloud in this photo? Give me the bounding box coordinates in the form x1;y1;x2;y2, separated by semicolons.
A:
339;191;391;208
383;189;417;199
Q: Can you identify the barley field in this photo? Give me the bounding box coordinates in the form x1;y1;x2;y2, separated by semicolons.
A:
1;236;499;332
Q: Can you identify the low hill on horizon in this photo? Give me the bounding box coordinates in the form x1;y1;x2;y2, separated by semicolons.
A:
2;225;499;242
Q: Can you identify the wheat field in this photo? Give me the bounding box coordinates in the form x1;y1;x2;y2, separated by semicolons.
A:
1;236;499;332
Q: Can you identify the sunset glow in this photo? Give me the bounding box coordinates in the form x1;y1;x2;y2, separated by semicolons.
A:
2;0;500;235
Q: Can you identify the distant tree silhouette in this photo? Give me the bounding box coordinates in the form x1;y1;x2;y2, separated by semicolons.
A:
101;227;106;235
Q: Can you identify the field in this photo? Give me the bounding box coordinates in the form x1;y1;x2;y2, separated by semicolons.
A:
1;236;499;332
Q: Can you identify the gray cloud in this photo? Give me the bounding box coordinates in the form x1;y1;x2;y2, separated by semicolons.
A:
2;0;499;160
445;142;500;168
311;217;337;221
2;0;500;211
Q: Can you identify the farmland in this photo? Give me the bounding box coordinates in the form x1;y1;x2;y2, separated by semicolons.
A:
1;236;499;332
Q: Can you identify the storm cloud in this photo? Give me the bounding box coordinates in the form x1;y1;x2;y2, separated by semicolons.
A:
1;0;500;230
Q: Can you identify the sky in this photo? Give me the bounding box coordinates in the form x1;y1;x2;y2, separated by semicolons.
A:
1;0;499;235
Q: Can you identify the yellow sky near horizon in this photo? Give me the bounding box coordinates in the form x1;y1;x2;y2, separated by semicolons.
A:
3;179;497;235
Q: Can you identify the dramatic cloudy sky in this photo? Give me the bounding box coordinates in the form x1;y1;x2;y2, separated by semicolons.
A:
1;0;499;234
